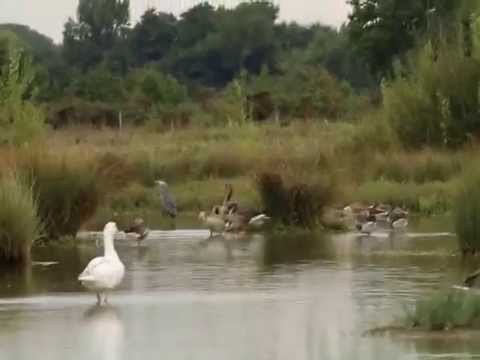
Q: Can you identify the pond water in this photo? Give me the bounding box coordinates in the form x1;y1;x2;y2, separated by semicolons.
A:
1;216;479;359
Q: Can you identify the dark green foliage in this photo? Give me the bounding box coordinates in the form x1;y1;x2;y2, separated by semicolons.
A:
63;0;130;71
23;154;101;239
347;0;465;77
256;173;327;229
455;171;480;255
0;173;41;264
404;291;480;330
131;9;177;65
384;39;480;148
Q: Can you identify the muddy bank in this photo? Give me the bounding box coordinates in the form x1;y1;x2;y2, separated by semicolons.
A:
365;326;480;340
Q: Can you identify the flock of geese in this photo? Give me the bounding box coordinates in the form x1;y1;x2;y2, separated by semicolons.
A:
78;183;480;304
198;184;271;238
78;181;271;304
342;202;409;235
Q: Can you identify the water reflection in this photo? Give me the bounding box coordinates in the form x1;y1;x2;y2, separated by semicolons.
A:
0;218;478;359
82;305;124;360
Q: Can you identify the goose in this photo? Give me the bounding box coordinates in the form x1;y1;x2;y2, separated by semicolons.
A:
355;213;377;235
464;269;480;288
78;222;125;305
224;209;270;233
199;208;226;238
356;221;376;235
248;214;271;229
390;217;408;230
124;217;150;243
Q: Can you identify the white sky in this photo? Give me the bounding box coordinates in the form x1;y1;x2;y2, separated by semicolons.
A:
0;0;351;43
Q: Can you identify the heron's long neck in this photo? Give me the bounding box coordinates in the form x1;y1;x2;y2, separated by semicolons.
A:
103;233;118;258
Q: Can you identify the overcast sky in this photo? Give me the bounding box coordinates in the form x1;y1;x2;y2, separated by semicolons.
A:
0;0;350;43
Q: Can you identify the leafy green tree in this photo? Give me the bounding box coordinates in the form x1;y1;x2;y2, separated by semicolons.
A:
63;0;130;71
0;31;44;144
167;1;278;86
347;0;464;76
131;9;177;66
67;64;125;103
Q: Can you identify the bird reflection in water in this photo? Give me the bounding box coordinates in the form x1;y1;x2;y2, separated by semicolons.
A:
82;305;125;360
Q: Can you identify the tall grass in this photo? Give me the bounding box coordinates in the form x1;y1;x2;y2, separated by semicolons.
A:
0;173;41;264
455;171;480;255
404;291;480;331
22;152;101;239
256;172;335;229
30;121;473;228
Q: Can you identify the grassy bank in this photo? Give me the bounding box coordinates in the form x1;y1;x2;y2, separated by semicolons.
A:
0;120;475;237
33;120;477;229
403;290;480;331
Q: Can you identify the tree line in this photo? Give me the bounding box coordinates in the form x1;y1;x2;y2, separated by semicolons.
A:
1;0;479;144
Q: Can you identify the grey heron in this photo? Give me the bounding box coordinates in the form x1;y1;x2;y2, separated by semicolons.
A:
155;180;177;218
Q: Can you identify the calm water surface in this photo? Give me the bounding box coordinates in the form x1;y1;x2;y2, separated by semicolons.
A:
1;216;479;360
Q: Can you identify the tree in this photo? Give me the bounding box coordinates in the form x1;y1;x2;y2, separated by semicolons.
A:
0;31;45;144
131;9;177;65
347;0;464;77
167;1;279;86
63;0;130;71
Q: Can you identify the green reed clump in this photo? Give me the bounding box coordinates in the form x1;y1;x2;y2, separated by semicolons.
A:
24;154;101;239
256;172;333;229
0;173;41;264
455;171;480;255
404;291;480;331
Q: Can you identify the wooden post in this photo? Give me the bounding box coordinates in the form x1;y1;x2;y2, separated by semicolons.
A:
118;111;123;131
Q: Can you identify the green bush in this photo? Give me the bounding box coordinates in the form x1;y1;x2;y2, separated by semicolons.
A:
23;154;101;239
404;291;480;330
0;30;45;144
383;40;480;148
455;171;480;255
256;172;334;229
0;173;41;264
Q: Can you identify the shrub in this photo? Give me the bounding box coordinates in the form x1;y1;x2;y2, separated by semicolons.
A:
383;40;480;148
0;31;45;144
404;291;480;331
23;153;101;239
455;171;480;255
256;172;334;229
0;173;41;264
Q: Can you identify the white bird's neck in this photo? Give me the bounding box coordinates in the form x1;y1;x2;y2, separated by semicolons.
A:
103;233;119;259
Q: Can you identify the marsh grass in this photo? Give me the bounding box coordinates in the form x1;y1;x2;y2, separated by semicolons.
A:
455;171;480;255
256;172;336;228
404;291;480;331
0;173;41;264
25;121;474;229
22;152;101;239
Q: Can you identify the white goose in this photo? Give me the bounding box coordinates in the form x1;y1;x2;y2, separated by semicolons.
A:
78;222;125;305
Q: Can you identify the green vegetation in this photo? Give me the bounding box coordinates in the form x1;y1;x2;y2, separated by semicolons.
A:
0;173;41;264
23;152;101;240
1;0;480;255
0;31;45;145
455;171;480;255
404;290;480;331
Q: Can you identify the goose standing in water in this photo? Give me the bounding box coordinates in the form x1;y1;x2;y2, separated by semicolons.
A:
388;207;409;230
78;222;125;305
124;217;150;243
198;207;226;238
